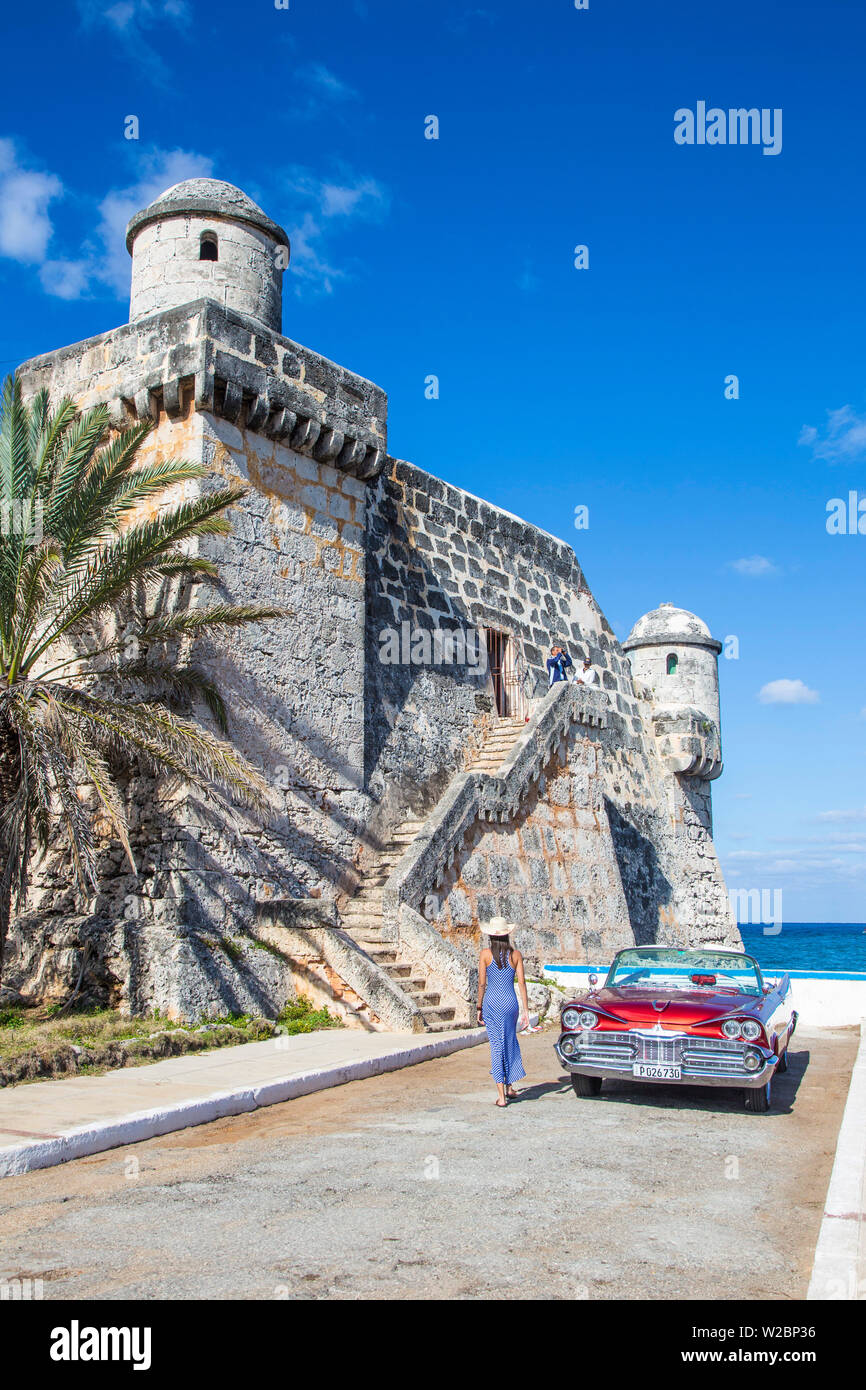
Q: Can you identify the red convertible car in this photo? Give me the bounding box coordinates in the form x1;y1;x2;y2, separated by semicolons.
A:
555;945;797;1112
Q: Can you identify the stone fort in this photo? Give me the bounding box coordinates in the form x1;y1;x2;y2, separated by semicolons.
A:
9;179;738;1031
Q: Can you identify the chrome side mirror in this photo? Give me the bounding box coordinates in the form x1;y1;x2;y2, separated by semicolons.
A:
588;973;599;989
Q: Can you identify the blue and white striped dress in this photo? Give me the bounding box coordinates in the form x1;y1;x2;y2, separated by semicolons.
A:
482;953;526;1085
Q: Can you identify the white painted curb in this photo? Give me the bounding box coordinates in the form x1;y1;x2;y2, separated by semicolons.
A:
0;1019;536;1179
807;1018;866;1300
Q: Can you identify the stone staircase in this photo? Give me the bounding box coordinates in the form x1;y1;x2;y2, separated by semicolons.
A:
468;716;528;774
339;718;530;1031
341;817;457;1031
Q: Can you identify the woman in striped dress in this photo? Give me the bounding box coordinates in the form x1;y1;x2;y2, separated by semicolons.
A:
476;918;529;1107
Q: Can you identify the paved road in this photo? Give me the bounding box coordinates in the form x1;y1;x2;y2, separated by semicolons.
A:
0;1026;857;1300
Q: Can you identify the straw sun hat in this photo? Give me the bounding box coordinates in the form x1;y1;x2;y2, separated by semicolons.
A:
484;916;513;939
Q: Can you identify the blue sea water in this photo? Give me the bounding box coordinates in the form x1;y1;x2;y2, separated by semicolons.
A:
738;923;866;975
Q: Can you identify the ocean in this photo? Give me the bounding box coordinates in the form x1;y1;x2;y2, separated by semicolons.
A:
738;922;866;975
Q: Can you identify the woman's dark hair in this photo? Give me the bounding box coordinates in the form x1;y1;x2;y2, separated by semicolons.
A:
489;935;511;969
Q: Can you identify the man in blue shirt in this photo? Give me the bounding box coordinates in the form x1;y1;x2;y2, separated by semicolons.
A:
546;644;573;686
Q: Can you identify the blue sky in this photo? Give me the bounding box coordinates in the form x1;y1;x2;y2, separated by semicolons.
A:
1;0;864;920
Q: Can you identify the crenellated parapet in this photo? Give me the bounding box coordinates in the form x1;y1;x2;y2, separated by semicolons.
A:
16;298;387;480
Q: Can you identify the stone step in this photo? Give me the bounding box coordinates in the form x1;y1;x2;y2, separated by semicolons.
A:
420;1006;456;1024
406;988;441;1006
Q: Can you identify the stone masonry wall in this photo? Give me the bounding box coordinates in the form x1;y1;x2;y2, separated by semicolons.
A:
364;456;645;819
420;714;738;975
6;402;378;1018
10;295;738;1019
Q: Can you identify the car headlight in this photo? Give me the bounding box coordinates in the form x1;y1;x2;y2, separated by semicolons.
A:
560;1037;576;1056
721;1019;742;1039
578;1010;598;1029
743;1048;763;1071
562;1008;582;1030
740;1019;762;1042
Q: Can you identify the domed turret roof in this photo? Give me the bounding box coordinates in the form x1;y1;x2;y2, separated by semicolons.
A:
126;179;289;251
623;602;721;651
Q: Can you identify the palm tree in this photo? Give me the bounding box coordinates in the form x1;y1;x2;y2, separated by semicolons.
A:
0;376;287;986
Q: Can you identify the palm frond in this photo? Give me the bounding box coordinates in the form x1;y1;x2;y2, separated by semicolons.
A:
20;486;245;675
53;688;273;817
0;386;282;968
140;604;291;643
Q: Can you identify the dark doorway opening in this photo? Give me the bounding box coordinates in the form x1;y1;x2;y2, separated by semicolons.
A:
485;629;526;719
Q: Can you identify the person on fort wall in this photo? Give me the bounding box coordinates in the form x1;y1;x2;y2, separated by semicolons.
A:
577;654;598;686
477;917;529;1107
546;643;573;687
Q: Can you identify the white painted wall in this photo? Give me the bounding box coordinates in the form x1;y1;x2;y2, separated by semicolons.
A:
543;964;866;1029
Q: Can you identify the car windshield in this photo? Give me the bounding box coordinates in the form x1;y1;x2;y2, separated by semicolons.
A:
606;948;763;996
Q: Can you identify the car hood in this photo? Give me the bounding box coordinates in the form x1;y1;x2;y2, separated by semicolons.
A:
563;987;757;1027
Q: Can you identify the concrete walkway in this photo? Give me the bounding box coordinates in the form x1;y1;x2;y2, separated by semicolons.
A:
807;1019;866;1300
0;1024;499;1178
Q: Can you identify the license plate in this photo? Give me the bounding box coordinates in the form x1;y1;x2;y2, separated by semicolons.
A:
633;1063;682;1080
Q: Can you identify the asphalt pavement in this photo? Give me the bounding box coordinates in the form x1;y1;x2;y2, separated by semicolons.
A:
0;1025;857;1300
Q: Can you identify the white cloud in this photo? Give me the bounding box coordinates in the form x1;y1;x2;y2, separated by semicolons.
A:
286;63;361;121
39;259;92;300
283;168;389;296
77;2;190;81
757;679;820;706
320;179;385;219
93;148;214;295
0;140;62;264
729;555;779;577
799;405;866;464
306;64;357;103
1;141;388;306
78;1;190;34
817;806;866;823
0;144;212;302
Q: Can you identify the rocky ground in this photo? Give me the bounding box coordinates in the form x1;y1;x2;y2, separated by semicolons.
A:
0;1024;856;1300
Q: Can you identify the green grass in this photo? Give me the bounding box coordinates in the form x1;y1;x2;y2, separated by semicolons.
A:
278;997;344;1035
0;994;343;1086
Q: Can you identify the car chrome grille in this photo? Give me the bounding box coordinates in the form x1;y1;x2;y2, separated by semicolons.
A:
636;1035;680;1064
560;1029;755;1076
682;1036;750;1072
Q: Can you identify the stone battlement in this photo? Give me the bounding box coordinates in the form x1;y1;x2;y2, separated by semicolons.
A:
16;298;387;480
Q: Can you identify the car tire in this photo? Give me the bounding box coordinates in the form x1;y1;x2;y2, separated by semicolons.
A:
776;1048;789;1074
745;1080;772;1112
571;1074;603;1098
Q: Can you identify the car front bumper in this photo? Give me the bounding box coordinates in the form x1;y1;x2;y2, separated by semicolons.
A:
554;1031;779;1089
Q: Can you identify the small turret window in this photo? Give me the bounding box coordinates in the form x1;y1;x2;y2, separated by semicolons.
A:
199;232;218;262
666;653;678;676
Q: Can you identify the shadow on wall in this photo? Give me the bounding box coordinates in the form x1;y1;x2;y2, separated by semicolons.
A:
604;798;672;946
364;543;493;801
362;470;595;807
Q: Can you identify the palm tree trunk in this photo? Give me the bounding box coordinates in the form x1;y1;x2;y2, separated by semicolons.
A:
0;714;22;988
